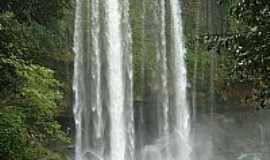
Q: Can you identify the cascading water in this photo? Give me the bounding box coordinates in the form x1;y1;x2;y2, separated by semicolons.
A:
140;0;191;159
73;0;190;159
154;0;170;158
169;0;191;159
73;0;134;159
105;0;126;159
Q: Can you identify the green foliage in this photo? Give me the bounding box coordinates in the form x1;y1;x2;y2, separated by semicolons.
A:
17;62;62;115
0;1;72;159
25;145;67;160
0;111;27;160
0;0;71;29
0;12;69;97
0;12;68;58
16;61;69;143
186;50;211;78
229;0;269;106
0;59;70;159
205;0;270;107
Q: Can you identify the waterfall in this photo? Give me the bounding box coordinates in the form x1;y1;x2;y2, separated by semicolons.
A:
140;0;191;159
73;0;134;159
169;0;191;160
156;0;170;158
73;0;191;159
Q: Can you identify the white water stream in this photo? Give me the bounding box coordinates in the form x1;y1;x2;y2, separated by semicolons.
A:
73;0;191;159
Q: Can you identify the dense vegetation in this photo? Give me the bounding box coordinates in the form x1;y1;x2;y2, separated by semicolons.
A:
225;0;269;108
0;0;73;159
181;0;270;110
204;0;270;108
